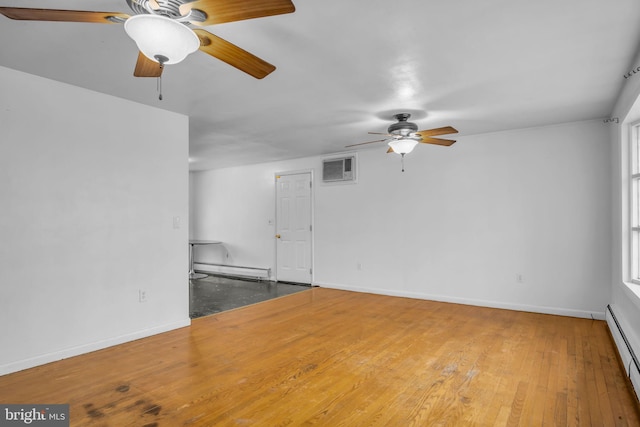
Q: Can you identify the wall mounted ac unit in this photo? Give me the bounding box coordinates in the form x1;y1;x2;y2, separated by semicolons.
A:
322;155;356;183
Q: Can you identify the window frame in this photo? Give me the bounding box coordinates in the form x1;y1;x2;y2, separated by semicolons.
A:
630;121;640;284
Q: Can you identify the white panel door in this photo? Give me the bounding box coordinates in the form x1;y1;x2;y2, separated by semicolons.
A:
276;173;312;284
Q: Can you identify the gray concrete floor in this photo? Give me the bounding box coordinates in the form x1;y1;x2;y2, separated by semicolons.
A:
189;275;311;318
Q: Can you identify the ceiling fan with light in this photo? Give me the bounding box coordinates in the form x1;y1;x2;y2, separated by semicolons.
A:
346;113;458;171
0;0;295;82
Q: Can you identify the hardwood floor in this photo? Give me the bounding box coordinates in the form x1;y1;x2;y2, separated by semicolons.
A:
1;288;638;426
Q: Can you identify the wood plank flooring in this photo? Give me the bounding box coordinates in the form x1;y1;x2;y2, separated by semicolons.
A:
1;288;639;426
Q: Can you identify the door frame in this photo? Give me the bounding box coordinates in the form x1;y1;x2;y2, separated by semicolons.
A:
274;169;314;284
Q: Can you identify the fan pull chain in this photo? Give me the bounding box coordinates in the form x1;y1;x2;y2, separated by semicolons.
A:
155;60;165;101
401;153;406;172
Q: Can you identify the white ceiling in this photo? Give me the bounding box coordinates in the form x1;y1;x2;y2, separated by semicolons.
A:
1;0;640;170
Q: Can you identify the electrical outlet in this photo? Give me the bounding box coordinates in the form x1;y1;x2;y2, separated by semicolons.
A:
139;289;148;303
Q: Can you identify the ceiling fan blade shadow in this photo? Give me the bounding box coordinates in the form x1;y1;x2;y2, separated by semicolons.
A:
133;52;163;77
345;139;388;148
0;7;129;23
183;0;295;26
419;137;456;146
193;29;275;79
368;132;393;136
415;126;458;138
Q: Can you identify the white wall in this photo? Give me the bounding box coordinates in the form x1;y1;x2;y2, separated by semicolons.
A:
0;66;190;375
191;119;611;318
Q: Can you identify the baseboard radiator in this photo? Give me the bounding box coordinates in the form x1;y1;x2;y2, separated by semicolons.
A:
606;304;640;400
193;262;271;281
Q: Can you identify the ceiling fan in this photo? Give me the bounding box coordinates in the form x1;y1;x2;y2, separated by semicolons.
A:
0;0;295;80
345;113;458;171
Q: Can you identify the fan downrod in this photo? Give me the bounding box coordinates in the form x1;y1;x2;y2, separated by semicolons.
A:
393;113;411;122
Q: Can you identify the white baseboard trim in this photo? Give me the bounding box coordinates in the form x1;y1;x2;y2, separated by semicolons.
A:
0;318;191;377
314;281;606;320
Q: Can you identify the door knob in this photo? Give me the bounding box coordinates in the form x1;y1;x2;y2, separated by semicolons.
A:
275;234;281;239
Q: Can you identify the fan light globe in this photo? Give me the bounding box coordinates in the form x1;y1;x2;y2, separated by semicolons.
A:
124;14;200;65
388;138;419;155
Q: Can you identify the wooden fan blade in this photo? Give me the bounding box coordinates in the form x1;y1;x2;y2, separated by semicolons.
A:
182;0;294;26
415;126;458;138
386;147;394;153
133;52;163;77
368;132;393;136
193;29;275;79
419;137;456;147
345;139;388;148
0;7;129;23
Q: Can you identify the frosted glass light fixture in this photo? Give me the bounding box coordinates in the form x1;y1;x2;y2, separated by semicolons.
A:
387;138;419;155
124;14;200;65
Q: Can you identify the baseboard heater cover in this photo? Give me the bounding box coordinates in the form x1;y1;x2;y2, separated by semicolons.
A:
194;262;271;280
606;304;640;399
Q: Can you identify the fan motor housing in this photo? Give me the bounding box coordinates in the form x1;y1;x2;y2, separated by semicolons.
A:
126;0;206;22
387;113;418;136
